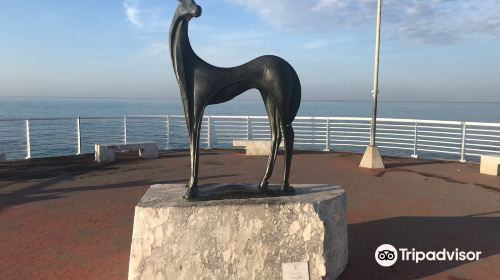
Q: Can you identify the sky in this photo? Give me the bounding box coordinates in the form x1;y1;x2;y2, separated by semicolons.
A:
0;0;499;101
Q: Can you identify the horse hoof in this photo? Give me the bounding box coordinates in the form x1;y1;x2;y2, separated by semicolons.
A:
258;180;269;191
281;185;295;195
183;187;199;200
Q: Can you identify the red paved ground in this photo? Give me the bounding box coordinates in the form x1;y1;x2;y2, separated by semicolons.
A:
0;150;499;280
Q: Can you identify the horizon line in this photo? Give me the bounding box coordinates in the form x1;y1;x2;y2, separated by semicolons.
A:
1;95;500;104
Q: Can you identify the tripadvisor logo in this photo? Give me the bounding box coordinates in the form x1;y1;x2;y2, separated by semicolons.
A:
375;244;398;267
375;244;482;267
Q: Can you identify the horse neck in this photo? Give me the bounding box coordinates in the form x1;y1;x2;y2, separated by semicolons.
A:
170;19;196;82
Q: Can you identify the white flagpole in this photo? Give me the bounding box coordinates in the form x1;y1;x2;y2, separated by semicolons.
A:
371;0;382;146
360;0;385;169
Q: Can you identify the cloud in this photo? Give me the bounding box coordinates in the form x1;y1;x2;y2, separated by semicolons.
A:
124;1;143;28
122;0;171;31
228;0;500;44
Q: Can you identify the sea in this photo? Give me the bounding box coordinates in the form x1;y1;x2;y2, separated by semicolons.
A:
1;96;500;160
1;96;500;121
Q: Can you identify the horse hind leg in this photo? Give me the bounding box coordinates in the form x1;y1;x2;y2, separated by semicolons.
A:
183;106;205;200
281;120;295;194
259;110;281;191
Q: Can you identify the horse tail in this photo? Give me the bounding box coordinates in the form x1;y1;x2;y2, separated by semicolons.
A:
288;66;301;123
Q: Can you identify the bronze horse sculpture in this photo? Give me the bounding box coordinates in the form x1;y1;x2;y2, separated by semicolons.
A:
170;0;301;199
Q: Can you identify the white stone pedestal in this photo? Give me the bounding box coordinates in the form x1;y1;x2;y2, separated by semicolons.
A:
480;155;500;176
129;184;348;280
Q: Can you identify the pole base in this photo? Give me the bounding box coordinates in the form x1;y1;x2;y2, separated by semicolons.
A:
359;145;385;169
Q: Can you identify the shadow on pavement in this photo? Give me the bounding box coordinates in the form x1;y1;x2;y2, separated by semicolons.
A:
340;215;500;280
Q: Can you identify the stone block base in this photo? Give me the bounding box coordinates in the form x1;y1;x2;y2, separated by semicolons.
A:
129;184;348;280
233;140;284;156
94;142;158;163
480;155;500;176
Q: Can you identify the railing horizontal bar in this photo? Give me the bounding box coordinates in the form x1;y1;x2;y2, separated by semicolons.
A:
418;130;462;135
465;122;500;128
294;130;327;134
465;143;500;149
213;131;248;134
210;116;255;119
377;141;414;146
378;145;414;151
329;122;369;126
376;132;413;137
417;125;462;130
331;126;370;130
418;135;462;141
377;128;414;133
383;118;460;125
332;143;368;147
463;128;500;133
213;122;248;125
418;148;461;155
328;117;371;121
465;133;500;139
331;131;370;135
295;133;326;137
333;139;369;143
293;125;327;129
418;139;461;145
80;116;125;120
376;136;413;141
466;138;500;144
465;148;500;154
418;144;461;150
332;135;370;139
214;128;248;132
294;117;329;120
250;124;269;127
377;123;415;128
126;115;168;119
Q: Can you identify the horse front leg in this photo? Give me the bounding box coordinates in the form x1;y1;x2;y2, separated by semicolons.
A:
259;112;281;192
184;111;204;200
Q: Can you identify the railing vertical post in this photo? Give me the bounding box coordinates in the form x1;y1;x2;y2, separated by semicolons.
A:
77;116;82;155
25;117;31;159
411;121;418;158
460;122;467;162
207;116;212;149
247;116;250;140
324;118;330;151
123;115;127;144
166;115;170;150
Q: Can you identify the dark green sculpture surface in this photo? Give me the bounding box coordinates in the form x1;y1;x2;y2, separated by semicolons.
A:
170;0;302;199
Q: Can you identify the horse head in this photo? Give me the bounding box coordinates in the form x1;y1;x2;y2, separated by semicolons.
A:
175;0;202;21
170;0;202;83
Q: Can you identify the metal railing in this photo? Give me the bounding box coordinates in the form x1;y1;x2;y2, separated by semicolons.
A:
1;115;499;161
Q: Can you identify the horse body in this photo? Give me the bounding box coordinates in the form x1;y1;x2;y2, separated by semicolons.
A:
171;0;301;199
